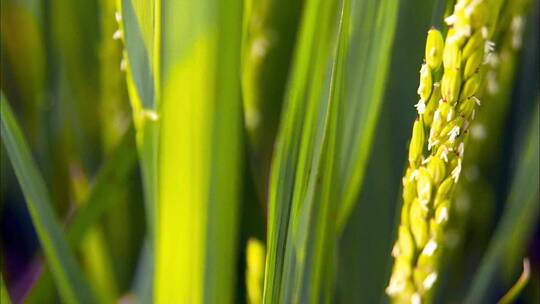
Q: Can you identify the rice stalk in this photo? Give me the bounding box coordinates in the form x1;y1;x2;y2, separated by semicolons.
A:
116;0;159;247
497;258;531;304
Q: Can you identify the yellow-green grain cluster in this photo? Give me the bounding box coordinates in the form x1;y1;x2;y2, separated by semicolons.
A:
450;0;530;265
386;0;502;302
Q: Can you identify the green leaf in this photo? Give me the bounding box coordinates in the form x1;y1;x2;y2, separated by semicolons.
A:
336;2;440;303
335;0;399;230
263;0;399;302
465;102;539;303
1;273;10;304
263;0;349;302
0;93;94;304
131;238;154;303
119;0;159;243
66;127;137;246
25;126;137;303
119;1;159;297
151;0;244;302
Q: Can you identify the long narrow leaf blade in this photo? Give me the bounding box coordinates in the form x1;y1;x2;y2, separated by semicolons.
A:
119;0;158;242
336;2;433;302
0;93;94;304
67;127;137;246
25;127;137;303
465;102;539;303
336;0;399;230
154;0;244;302
263;0;399;302
118;0;159;296
263;0;349;301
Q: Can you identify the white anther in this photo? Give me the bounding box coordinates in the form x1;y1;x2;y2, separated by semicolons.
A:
451;159;462;182
411;293;422;304
465;5;475;17
447;108;454;122
392;243;400;257
485;40;496;54
142;109;159;121
423;240;438;256
445;14;456;25
386;278;405;295
113;30;123;40
423;273;438;290
458;142;465;157
115;11;122;22
481;26;489;39
120;58;127;71
437;206;448;223
440;146;449;163
448;126;460;143
415;100;426;114
410;169;419;181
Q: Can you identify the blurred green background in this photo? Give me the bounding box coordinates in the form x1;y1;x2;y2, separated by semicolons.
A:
1;0;538;303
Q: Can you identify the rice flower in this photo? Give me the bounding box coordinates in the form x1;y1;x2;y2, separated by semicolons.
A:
386;0;502;302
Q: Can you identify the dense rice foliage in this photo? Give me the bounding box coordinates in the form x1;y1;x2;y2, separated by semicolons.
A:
0;0;538;303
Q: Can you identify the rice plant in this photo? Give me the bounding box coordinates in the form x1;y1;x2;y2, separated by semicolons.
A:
0;0;538;303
